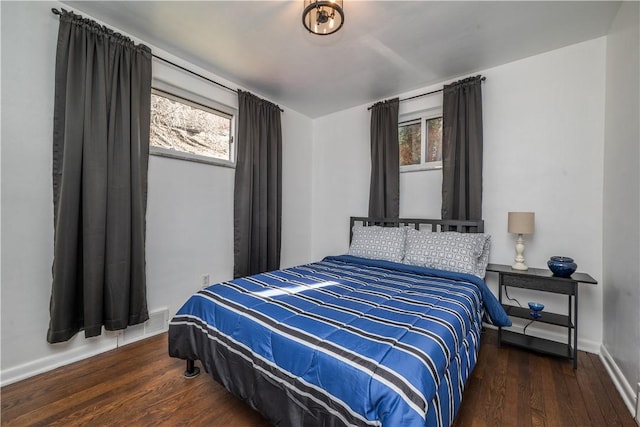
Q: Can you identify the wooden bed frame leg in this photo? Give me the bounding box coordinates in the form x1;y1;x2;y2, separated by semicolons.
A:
183;359;200;379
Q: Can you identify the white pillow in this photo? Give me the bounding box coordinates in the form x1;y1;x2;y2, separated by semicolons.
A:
348;225;406;263
403;229;491;278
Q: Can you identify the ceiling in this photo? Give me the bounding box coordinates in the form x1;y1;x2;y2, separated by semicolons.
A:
63;1;620;118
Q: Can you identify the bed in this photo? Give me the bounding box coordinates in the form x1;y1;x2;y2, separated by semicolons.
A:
168;217;510;426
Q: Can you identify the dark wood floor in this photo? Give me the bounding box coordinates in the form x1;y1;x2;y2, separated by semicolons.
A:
1;329;635;426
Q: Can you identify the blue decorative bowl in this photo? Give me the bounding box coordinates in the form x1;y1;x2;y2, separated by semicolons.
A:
528;302;544;319
528;302;544;311
547;256;577;278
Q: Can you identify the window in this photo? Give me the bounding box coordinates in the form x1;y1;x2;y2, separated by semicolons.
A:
150;88;235;167
399;113;442;172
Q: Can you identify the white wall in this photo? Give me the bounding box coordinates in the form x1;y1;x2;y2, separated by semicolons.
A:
602;1;640;418
398;96;445;219
484;38;606;353
0;1;628;398
281;108;314;268
145;56;239;327
0;1;313;385
310;107;370;259
311;37;607;352
309;91;446;259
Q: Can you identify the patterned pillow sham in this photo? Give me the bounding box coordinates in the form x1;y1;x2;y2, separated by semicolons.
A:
348;225;407;263
403;229;491;278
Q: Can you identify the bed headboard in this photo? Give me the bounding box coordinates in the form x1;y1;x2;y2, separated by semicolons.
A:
349;216;484;243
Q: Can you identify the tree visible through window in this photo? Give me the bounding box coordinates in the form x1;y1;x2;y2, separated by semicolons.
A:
150;89;233;164
426;117;442;163
399;121;421;166
399;115;442;170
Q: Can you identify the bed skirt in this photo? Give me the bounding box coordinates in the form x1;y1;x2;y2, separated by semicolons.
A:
168;318;481;427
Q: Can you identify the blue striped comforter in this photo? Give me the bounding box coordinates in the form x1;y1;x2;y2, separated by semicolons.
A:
169;255;509;426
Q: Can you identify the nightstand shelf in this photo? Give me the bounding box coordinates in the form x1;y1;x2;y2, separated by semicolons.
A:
500;330;573;359
486;263;597;369
501;304;573;328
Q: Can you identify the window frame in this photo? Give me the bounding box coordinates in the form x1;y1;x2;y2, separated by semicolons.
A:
399;108;443;173
149;83;237;168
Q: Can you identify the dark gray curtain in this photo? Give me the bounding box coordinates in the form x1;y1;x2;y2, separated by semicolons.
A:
441;76;483;221
234;91;282;278
369;98;400;219
48;10;152;343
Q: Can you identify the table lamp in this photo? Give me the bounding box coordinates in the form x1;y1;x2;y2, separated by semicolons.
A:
508;212;535;270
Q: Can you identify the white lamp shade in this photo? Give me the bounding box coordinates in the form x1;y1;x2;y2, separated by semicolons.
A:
508;212;535;234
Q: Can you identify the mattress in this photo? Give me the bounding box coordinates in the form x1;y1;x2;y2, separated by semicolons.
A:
169;255;509;426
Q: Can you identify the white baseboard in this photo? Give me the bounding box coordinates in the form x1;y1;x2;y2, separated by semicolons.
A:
0;308;170;387
1;336;119;387
599;344;638;422
636;382;639;425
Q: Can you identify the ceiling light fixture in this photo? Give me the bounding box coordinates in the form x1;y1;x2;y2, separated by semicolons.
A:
302;0;344;36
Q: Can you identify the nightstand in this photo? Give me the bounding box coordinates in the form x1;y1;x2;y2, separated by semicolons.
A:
486;263;597;369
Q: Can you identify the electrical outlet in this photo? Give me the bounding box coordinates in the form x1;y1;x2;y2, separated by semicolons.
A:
201;274;210;287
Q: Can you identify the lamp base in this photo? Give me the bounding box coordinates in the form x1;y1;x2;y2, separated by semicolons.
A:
512;261;528;271
512;234;528;271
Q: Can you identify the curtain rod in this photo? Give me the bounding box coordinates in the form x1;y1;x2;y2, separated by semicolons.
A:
153;55;284;113
367;76;486;110
50;8;284;113
152;54;237;94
